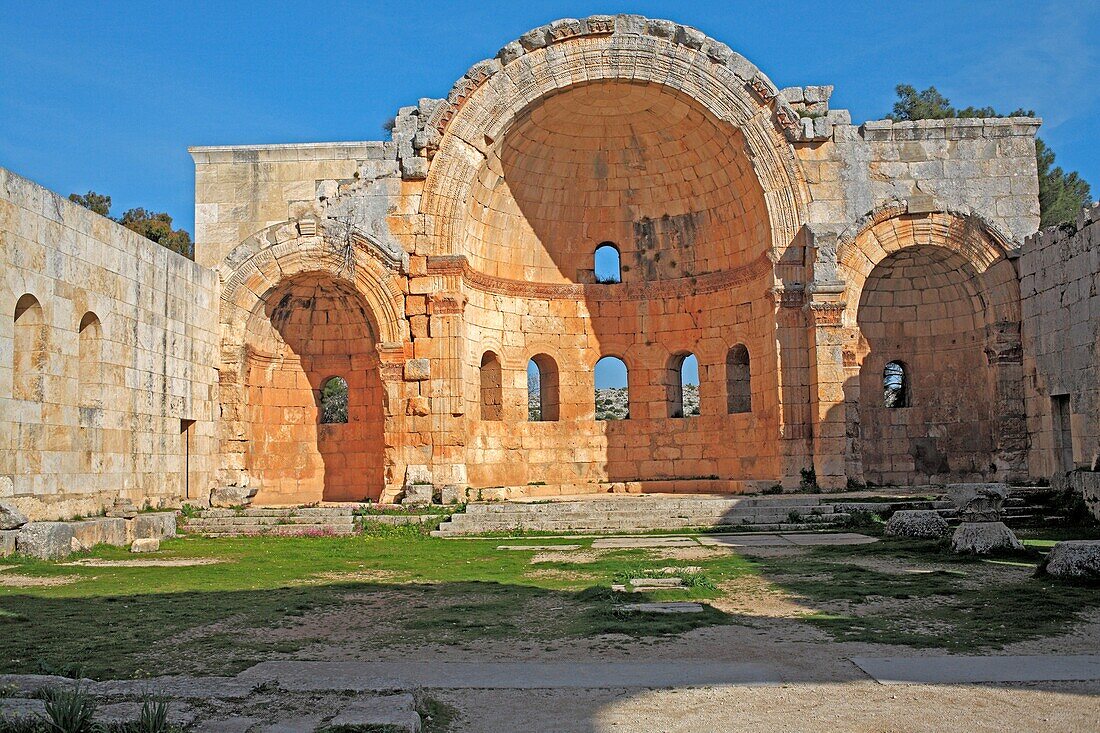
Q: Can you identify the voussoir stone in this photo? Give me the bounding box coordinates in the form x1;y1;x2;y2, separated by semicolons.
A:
16;522;75;560
885;510;950;539
0;501;28;530
1043;541;1100;581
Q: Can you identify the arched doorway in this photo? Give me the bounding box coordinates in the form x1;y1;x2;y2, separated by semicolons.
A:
242;272;385;503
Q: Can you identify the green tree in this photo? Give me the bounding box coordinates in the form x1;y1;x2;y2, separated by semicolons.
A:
68;191;112;217
887;84;1092;227
68;191;194;259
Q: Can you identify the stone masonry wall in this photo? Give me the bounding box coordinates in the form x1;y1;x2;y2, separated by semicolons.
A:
1020;204;1100;479
0;167;219;520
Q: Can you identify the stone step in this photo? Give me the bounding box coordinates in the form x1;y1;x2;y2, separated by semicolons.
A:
432;520;847;537
190;524;359;537
184;516;357;527
200;508;356;518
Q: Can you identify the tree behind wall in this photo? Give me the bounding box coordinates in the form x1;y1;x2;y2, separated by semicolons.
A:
887;85;1092;228
68;191;194;259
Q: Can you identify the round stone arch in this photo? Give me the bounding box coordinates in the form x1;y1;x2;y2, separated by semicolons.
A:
419;20;809;264
216;226;409;500
837;209;1026;483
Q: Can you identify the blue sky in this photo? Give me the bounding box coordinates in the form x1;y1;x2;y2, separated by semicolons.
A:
2;0;1097;240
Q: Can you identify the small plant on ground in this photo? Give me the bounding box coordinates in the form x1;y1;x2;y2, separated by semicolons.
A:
787;510;802;523
178;504;201;520
39;684;98;733
761;484;783;495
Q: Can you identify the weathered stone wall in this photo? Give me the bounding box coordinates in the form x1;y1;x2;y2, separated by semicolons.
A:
1020;204;1100;483
0;167;219;519
186;15;1047;500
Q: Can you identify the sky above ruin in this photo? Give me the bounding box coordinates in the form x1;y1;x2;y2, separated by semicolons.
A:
1;0;1097;238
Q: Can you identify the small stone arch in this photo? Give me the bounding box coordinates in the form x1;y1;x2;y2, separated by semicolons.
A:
839;210;1026;483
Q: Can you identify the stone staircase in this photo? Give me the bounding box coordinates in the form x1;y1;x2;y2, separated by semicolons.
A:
431;486;1065;537
181;508;360;537
432;495;852;536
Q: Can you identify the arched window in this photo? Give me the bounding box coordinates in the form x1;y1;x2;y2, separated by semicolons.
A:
13;294;46;401
594;242;621;284
480;351;502;421
667;352;700;418
78;311;102;406
883;361;909;408
527;355;559;421
319;376;349;424
594;356;629;420
726;344;751;414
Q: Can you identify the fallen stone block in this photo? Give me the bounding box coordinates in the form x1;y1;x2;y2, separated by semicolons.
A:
0;530;15;557
951;521;1023;555
97;700;195;726
885;509;950;539
71;517;128;551
1043;541;1100;581
0;697;47;721
946;483;1009;522
327;694;421;732
0;501;28;530
131;538;160;553
16;522;75;560
131;512;176;541
210;486;258;509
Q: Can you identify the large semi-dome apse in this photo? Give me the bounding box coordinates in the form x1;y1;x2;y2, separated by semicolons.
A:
464;80;770;284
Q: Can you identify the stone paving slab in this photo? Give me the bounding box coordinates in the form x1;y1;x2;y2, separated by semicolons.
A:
592;536;699;548
852;655;1100;684
784;532;879;546
698;532;877;547
191;718;264;733
0;698;47;720
617;602;704;613
496;544;581;551
239;660;785;690
328;694;421;731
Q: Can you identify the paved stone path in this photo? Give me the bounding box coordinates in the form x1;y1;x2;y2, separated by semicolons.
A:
852;655;1100;684
238;660;786;690
237;654;1100;691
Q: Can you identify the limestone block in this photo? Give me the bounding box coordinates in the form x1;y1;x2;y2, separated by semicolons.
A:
402;484;434;506
405;465;433;486
70;518;128;551
0;501;28;530
1043;541;1100;581
131;512;177;541
404;358;430;381
210;485;258;508
441;485;466;505
946;483;1009;522
0;475;13;498
0;530;15;557
16;522;75;560
131;538;160;553
884;510;950;539
951;522;1023;555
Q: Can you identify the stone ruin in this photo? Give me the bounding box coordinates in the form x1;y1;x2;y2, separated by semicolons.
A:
0;14;1097;523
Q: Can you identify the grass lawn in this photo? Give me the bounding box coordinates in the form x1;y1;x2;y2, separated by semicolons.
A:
1;524;1098;680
